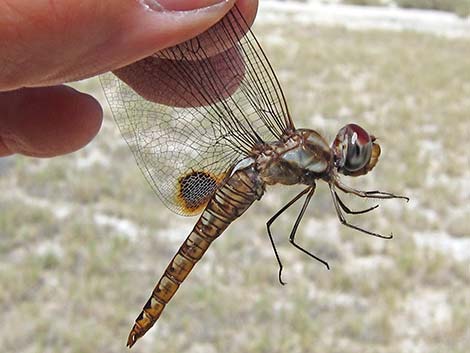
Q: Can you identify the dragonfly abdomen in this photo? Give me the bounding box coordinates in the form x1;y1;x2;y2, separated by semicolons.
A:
127;166;264;347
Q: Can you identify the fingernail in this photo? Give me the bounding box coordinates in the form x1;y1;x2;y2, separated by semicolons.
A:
141;0;230;12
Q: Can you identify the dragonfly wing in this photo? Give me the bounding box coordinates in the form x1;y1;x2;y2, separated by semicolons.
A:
100;5;294;216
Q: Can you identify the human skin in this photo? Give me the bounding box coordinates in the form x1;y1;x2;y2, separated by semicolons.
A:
0;0;258;157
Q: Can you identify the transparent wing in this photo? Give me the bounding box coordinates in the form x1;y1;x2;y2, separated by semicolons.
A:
100;6;294;216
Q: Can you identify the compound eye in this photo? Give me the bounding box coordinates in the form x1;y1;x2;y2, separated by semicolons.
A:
343;124;373;172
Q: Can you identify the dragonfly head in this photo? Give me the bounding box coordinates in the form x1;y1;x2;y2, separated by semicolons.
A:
332;123;381;177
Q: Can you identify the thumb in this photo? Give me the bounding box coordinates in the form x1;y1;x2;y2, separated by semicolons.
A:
0;0;255;90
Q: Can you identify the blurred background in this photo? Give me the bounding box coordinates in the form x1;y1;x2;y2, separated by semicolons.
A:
1;1;469;352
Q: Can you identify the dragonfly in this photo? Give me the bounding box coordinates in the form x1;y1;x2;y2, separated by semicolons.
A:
100;5;408;348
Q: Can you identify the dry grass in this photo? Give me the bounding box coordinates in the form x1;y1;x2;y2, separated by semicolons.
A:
1;16;469;353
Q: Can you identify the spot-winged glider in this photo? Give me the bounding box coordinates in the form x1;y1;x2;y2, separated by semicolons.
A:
100;5;408;348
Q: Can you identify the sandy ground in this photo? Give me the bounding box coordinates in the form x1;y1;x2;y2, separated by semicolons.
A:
261;0;470;38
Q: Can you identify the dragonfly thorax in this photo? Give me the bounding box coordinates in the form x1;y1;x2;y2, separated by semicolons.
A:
256;129;333;186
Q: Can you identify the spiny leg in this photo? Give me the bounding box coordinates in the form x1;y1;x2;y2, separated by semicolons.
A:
329;184;392;239
266;187;311;285
334;190;379;215
334;180;409;202
288;185;330;271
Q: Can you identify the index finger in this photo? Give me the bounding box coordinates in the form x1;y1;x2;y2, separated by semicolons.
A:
0;0;257;90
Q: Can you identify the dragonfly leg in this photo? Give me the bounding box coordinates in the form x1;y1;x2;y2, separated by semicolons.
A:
334;190;379;215
266;187;311;285
329;184;393;239
288;185;330;271
334;179;409;202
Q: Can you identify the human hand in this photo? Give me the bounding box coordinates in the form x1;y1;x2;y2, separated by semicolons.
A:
0;0;258;157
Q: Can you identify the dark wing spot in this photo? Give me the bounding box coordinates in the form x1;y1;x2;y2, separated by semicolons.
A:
177;171;220;214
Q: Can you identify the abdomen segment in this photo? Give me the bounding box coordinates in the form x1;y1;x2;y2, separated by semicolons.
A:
127;166;264;347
